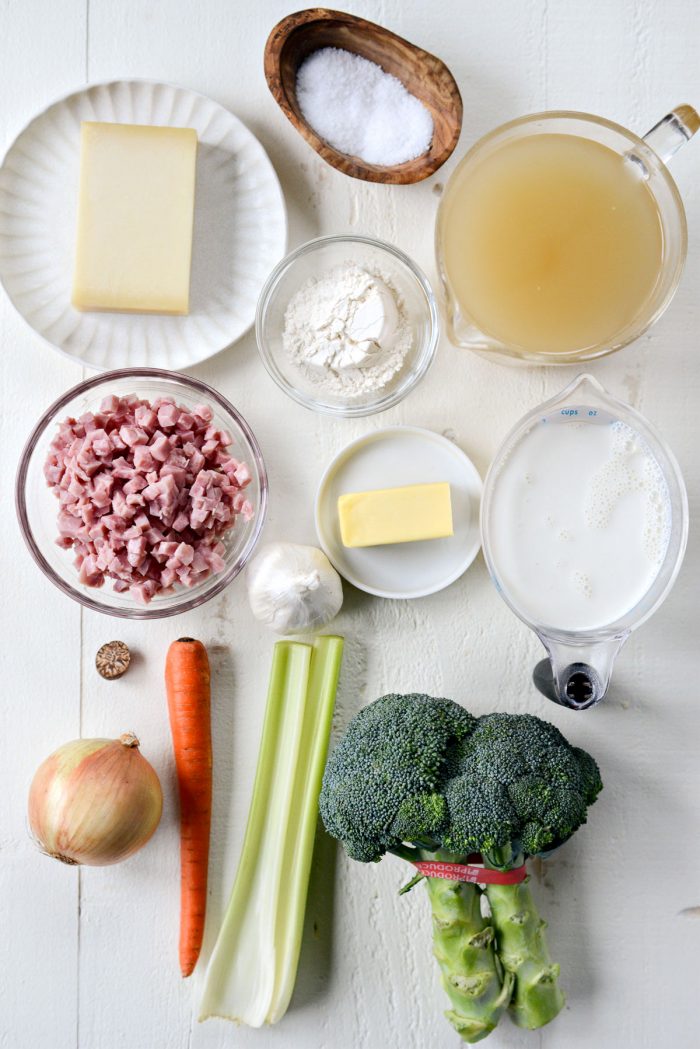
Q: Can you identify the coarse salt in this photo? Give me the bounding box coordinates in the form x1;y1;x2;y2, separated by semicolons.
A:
296;47;434;167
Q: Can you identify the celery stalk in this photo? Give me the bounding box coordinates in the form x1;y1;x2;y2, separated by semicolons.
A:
199;641;310;1025
267;635;344;1023
199;636;344;1027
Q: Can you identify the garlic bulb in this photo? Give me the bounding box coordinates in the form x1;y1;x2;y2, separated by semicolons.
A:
28;733;163;866
246;542;343;634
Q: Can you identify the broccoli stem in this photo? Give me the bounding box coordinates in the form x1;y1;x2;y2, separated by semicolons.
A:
425;872;514;1043
484;875;565;1030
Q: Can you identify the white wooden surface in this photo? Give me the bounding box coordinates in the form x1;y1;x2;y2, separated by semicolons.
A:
1;1;698;1047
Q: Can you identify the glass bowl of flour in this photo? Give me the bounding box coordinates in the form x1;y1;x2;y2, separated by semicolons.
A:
255;234;438;416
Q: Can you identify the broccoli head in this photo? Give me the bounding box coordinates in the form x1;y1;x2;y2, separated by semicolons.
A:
319;695;603;1042
320;698;602;865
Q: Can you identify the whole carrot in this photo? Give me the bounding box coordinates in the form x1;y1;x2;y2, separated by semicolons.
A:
165;637;212;978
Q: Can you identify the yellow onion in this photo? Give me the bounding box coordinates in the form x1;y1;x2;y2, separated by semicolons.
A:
28;733;163;866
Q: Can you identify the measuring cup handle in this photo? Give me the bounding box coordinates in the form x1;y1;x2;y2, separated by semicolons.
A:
643;105;699;164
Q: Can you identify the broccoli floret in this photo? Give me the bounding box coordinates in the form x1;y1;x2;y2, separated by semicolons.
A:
441;712;603;863
319;694;603;1043
319;693;475;862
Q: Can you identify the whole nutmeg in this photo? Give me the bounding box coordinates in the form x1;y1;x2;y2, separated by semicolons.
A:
96;641;131;680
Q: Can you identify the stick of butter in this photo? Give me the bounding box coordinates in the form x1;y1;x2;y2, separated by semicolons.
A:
72;122;197;314
338;482;453;548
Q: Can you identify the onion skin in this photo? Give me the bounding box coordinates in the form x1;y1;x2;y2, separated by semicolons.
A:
28;734;163;866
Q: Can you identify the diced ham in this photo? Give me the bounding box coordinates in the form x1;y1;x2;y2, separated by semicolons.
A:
110;431;127;451
91;489;112;511
102;514;126;533
183;446;205;475
157;403;180;429
160;565;178;588
160;463;187;487
234;463;252;487
45;392;255;603
176;412;194;431
153;541;179;563
68;475;86;498
173;542;194;566
92;472;114;497
78;555;103;587
112;489;133;520
44;463;65;485
134;405;157;430
149;433;171;462
192;403;213;423
57;510;83;537
111;457;135;480
119;425;148;447
127;536;147;567
130;579;158;604
133;444;156;472
123;474;148;495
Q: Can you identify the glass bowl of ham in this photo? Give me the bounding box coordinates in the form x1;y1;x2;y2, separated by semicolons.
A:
16;368;268;619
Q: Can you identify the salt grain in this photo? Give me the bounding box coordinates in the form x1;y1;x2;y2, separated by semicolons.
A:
296;47;434;167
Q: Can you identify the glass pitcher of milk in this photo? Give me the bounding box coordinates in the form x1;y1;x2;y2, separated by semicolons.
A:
481;375;688;709
436;106;698;364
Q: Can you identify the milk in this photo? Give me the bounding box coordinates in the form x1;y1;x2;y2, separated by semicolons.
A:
487;412;672;632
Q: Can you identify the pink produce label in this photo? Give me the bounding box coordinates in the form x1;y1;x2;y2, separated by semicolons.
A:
413;859;527;885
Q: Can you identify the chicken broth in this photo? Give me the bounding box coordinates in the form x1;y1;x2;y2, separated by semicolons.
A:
440;134;664;355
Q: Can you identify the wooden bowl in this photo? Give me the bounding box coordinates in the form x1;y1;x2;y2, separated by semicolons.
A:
264;8;463;185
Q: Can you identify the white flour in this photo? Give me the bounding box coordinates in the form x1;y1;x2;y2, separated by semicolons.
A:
282;264;413;397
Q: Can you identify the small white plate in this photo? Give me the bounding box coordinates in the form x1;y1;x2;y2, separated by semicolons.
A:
315;426;483;599
0;80;287;370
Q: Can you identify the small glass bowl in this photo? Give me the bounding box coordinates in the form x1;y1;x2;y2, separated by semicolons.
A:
255;234;439;417
16;368;268;619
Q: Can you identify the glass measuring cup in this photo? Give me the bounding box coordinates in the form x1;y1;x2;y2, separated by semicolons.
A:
481;375;688;709
437;106;698;364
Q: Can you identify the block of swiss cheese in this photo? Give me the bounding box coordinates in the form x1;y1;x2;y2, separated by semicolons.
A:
72;121;197;314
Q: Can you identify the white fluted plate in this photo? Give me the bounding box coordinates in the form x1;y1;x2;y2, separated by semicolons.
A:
0;80;287;369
